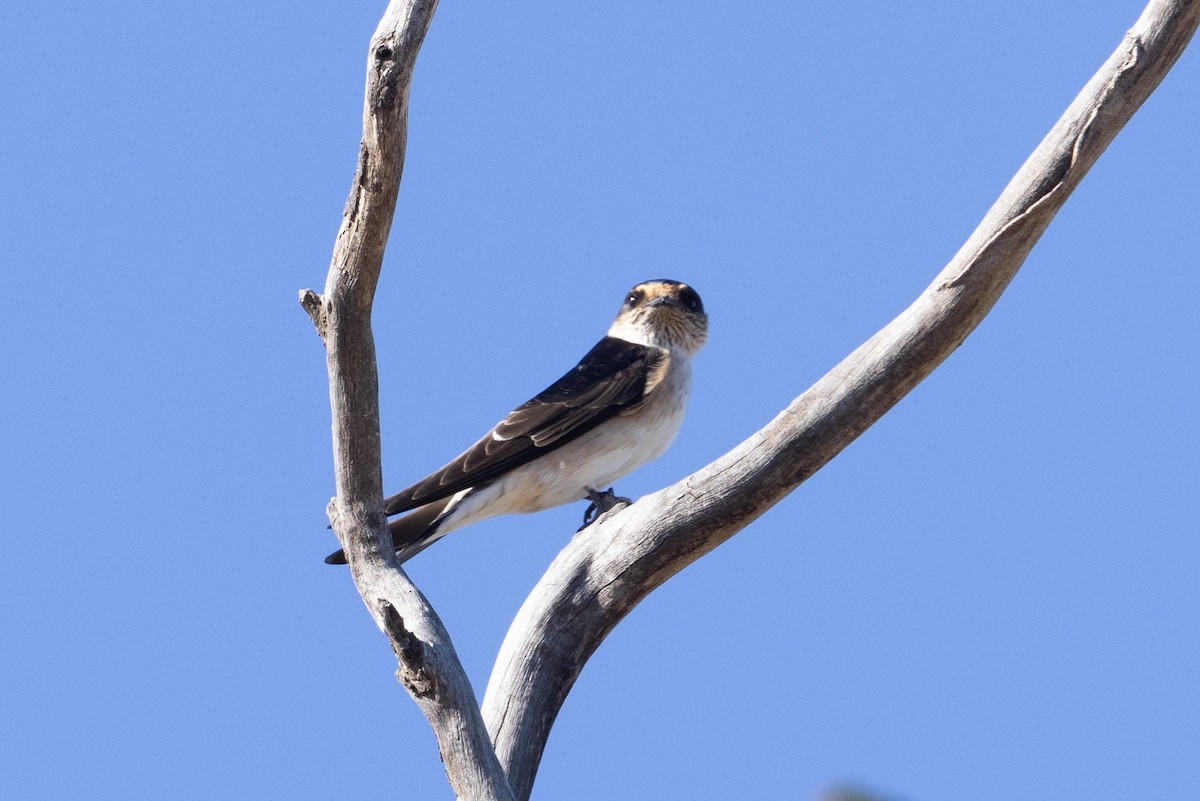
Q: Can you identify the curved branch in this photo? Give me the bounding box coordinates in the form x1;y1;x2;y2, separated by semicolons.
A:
303;2;514;799
481;2;1200;798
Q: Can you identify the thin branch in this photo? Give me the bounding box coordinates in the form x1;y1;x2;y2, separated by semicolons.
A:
303;1;514;799
481;2;1200;799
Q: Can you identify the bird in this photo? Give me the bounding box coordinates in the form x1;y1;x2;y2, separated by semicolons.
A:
325;279;707;565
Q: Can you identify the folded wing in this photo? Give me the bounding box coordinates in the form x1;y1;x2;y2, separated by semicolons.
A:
384;336;668;515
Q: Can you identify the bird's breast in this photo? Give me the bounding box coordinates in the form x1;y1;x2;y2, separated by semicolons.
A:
463;355;693;519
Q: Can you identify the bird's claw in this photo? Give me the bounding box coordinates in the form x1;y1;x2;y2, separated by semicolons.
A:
579;487;632;530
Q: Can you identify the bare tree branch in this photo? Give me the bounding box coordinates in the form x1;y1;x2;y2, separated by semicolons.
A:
302;1;514;799
307;0;1196;798
481;2;1200;798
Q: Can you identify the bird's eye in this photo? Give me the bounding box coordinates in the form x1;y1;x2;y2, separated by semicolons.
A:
680;288;702;312
625;292;640;307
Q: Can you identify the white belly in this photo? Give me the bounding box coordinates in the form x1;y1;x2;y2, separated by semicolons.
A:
438;356;692;533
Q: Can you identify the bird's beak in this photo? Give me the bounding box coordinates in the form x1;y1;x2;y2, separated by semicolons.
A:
647;296;681;309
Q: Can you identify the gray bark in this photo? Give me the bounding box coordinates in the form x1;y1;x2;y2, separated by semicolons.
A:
303;1;1198;799
479;2;1200;799
301;2;513;799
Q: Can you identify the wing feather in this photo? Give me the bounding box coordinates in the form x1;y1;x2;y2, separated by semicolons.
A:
383;337;667;514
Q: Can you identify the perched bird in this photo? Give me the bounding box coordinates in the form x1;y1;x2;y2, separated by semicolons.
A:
325;279;707;565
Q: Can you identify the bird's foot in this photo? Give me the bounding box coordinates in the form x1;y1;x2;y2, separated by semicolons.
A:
579;487;632;530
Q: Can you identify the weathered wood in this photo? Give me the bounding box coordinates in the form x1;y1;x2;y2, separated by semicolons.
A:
303;1;514;799
308;1;1197;798
480;3;1200;799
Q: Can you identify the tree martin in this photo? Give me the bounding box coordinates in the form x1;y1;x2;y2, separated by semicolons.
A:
326;279;707;564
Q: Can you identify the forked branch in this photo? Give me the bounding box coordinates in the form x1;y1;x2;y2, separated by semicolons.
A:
307;2;1197;800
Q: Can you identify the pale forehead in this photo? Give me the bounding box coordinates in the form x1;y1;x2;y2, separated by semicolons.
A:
633;280;689;297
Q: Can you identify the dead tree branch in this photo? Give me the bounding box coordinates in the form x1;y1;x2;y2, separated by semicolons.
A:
306;1;1196;799
480;3;1200;799
302;1;513;799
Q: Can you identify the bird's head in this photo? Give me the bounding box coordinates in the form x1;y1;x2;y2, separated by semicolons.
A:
609;279;708;355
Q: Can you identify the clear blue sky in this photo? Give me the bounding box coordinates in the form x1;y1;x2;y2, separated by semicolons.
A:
4;2;1197;800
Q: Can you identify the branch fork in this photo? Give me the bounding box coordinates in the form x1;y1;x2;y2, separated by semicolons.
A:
307;2;1198;799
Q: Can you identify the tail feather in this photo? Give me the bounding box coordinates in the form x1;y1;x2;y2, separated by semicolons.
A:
323;497;454;565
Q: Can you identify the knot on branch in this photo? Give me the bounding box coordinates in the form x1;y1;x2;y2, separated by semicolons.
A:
299;289;327;339
370;42;401;110
379;600;437;698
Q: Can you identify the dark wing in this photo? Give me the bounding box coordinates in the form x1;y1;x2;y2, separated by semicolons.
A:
383;336;668;515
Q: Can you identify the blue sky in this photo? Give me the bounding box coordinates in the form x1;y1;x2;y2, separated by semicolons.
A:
3;2;1197;800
